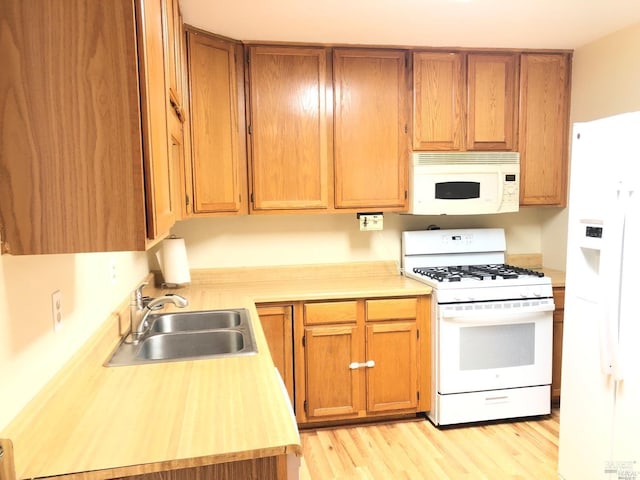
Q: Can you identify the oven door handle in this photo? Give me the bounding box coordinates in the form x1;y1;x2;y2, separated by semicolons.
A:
441;308;552;324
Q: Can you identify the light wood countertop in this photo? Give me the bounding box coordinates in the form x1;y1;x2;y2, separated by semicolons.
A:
2;262;431;480
540;268;566;287
505;253;565;287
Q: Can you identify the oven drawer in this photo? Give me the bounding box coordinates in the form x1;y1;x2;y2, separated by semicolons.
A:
435;385;551;426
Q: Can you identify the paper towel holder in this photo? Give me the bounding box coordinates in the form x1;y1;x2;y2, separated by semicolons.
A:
156;235;191;288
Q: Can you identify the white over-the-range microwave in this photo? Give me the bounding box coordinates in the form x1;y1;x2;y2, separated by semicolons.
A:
408;151;520;215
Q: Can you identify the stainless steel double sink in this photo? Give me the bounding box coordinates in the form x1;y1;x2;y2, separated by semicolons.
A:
106;309;258;366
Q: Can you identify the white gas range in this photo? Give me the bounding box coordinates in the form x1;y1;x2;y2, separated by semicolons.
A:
402;228;555;426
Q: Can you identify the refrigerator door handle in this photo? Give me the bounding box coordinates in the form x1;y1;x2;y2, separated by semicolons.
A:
610;186;635;381
599;183;626;379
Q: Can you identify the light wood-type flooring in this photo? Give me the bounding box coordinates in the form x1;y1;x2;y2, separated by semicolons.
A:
299;409;560;479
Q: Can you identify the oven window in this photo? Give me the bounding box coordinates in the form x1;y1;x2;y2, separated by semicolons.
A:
435;181;480;200
459;323;535;370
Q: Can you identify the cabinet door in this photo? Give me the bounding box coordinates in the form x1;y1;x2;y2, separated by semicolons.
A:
413;52;464;151
168;110;186;222
248;46;330;211
187;31;246;214
162;0;182;110
304;324;363;419
366;321;418;413
519;53;571;206
466;53;518;151
0;1;148;254
138;0;176;239
257;305;294;406
333;49;409;210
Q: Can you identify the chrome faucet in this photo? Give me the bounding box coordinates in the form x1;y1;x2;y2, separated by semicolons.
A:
129;282;188;344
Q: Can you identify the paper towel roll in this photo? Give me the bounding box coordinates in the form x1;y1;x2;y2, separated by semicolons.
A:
158;236;191;286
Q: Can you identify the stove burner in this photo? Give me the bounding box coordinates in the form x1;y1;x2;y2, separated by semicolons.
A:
412;264;545;282
413;267;461;282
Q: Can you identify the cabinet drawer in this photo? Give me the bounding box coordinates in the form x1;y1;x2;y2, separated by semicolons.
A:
553;287;565;310
366;298;417;321
304;301;358;325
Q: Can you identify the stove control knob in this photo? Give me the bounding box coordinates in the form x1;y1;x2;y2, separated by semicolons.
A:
521;288;542;298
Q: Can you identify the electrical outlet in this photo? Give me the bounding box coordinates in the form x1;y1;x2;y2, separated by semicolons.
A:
358;213;383;231
51;290;62;332
109;258;117;285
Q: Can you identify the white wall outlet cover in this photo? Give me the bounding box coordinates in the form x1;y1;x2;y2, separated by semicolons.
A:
109;258;117;285
51;290;63;331
358;213;384;231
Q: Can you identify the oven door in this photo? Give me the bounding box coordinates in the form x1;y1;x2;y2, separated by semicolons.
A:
437;303;553;395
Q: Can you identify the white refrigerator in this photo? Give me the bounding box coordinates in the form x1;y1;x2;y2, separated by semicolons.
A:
558;111;640;479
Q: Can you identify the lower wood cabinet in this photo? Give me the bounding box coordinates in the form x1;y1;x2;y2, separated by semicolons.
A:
365;319;418;413
296;296;430;424
552;286;565;403
256;304;294;406
365;298;420;413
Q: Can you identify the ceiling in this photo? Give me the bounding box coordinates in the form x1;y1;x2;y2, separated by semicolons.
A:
180;0;640;50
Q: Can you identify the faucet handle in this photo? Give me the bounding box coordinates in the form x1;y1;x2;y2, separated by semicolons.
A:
131;282;149;307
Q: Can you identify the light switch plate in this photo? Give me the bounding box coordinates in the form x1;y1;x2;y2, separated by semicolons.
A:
358;213;383;231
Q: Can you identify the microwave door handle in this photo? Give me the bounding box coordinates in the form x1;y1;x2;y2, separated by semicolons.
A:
497;172;505;210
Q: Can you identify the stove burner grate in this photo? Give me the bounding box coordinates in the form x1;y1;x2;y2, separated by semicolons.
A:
412;264;546;282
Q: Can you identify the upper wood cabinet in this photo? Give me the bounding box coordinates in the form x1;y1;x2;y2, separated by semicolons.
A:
186;30;247;214
138;0;177;239
518;53;571;206
0;0;177;254
247;46;331;212
162;0;183;114
412;52;464;151
466;53;518;151
168;110;186;225
333;49;409;210
413;52;518;152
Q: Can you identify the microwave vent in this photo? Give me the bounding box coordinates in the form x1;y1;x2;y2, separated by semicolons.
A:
412;152;520;166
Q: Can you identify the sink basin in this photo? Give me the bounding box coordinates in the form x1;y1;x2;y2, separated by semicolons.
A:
105;308;257;366
138;330;247;361
148;310;242;333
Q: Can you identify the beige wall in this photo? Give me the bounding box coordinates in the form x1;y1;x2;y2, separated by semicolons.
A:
0;251;148;430
541;22;640;270
163;209;544;271
570;22;640;122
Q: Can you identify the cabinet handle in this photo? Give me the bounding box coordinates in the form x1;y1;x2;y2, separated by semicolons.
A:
349;360;375;369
